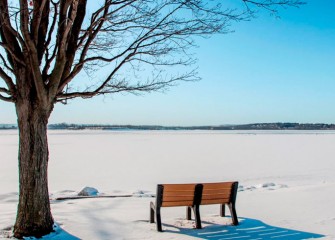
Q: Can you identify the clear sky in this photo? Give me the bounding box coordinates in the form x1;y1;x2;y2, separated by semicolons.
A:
1;0;335;126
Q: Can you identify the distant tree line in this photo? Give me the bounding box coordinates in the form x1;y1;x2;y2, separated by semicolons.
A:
45;122;335;130
2;122;335;131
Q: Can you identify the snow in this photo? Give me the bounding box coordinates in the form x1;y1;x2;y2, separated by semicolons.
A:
0;130;335;239
78;187;99;196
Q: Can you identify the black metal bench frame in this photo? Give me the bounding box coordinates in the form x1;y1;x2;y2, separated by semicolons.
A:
149;181;239;232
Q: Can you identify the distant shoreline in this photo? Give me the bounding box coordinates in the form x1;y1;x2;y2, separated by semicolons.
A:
1;122;335;131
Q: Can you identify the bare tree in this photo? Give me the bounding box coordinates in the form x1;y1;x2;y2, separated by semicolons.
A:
0;0;304;238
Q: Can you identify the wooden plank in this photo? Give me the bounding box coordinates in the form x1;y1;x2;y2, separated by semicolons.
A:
164;190;195;196
162;184;196;191
162;200;194;207
201;194;230;200
163;195;194;202
202;188;232;195
201;198;230;205
202;182;234;190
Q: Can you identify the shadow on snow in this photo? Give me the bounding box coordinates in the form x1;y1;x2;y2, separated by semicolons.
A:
163;217;325;240
21;224;80;240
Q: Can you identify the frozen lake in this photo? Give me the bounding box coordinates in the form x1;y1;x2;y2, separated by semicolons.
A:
1;130;335;193
1;130;334;239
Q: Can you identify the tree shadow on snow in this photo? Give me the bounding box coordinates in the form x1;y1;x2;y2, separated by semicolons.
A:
0;224;80;240
39;224;81;240
163;217;325;240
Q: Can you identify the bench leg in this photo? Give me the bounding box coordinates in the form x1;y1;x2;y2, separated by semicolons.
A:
186;206;192;220
150;202;155;223
156;207;163;231
150;202;163;231
220;204;226;217
228;203;239;225
193;205;202;229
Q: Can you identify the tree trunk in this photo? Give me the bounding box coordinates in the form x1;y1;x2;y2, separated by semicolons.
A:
13;97;54;238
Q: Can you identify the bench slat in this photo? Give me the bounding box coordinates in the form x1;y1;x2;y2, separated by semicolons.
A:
201;194;231;200
162;200;194;207
201;198;230;205
163;190;195;196
202;182;235;189
163;195;194;202
202;188;232;195
162;184;196;191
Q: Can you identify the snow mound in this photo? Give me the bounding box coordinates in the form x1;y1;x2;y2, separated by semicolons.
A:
132;190;155;197
77;187;99;196
238;183;288;192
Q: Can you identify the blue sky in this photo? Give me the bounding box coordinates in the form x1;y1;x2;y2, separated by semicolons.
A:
1;0;335;126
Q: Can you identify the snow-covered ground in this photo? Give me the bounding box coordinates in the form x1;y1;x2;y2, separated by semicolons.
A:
0;130;334;239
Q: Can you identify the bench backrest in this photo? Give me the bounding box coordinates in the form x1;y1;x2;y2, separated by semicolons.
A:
201;182;237;205
156;182;238;208
157;184;200;207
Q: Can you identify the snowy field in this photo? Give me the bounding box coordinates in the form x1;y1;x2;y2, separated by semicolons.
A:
0;130;335;239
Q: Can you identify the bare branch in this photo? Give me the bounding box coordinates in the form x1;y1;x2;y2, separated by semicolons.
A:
0;66;15;92
31;0;48;45
48;0;81;99
52;0;304;102
57;0;87;92
42;1;59;80
31;0;51;63
1;0;305;104
0;0;24;68
0;86;10;93
45;1;58;48
0;52;14;72
56;69;199;101
0;42;25;65
19;0;48;102
57;0;109;93
0;86;14;102
242;0;305;16
0;93;14;102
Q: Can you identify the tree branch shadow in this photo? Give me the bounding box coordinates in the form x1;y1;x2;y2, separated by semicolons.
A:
163;217;325;240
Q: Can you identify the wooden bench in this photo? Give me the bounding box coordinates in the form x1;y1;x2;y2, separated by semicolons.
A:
149;181;239;231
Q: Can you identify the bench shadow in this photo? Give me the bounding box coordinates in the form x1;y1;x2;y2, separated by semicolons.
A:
163;217;325;240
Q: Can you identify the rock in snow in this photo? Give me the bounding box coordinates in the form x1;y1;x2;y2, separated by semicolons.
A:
78;187;99;196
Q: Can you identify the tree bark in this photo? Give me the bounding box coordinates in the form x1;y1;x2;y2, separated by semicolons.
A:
13;88;54;238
